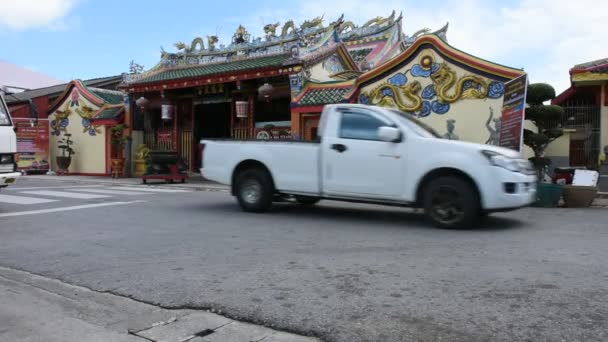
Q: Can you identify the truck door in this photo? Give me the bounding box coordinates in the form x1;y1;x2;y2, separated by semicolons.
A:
322;108;405;199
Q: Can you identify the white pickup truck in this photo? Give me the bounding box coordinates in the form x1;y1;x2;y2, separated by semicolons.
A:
0;88;20;190
202;104;536;228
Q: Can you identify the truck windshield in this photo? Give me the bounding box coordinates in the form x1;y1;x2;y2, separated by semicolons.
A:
388;109;440;138
0;94;12;126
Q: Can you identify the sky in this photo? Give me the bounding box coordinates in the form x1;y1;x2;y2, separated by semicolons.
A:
0;0;606;94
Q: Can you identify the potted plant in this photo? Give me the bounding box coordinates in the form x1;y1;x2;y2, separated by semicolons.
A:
56;133;75;173
133;144;150;177
110;123;129;177
523;83;564;207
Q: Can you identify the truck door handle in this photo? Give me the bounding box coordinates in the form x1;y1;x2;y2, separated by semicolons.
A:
331;144;347;153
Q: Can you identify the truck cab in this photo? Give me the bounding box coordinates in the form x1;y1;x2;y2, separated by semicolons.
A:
0;88;21;189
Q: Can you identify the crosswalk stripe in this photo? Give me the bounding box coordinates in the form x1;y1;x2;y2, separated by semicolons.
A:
112;186;191;193
5;185;105;191
0;194;58;205
20;190;110;199
70;188;151;196
0;200;145;218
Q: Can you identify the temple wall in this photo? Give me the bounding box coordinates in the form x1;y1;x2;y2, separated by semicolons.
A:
358;46;524;153
49;93;107;174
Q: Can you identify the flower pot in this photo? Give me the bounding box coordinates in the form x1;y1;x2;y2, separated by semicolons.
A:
56;156;71;171
111;158;125;178
533;183;563;208
562;185;598;208
134;159;147;177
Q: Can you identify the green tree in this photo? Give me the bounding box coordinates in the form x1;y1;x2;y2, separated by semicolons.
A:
523;83;563;177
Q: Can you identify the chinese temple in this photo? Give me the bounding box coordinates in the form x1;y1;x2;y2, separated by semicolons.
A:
47;80;126;175
123;10;525;173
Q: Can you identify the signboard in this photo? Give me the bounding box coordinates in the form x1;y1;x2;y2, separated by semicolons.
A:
14;118;50;172
499;74;528;153
254;121;291;140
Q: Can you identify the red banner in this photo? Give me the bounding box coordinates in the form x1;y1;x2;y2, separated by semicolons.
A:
499;74;528;153
14;118;50;171
157;131;173;143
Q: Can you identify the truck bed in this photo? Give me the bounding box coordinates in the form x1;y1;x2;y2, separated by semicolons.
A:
201;139;321;194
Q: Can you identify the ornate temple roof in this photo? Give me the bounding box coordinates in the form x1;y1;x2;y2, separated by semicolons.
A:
124;11;449;87
358;34;525;86
126;54;291;85
571;58;608;74
565;57;608;86
293;80;357;106
48;80;125;123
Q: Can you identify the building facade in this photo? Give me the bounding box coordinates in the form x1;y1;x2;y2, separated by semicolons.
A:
552;58;608;168
124;11;527;173
47;80;126;175
5;76;122;173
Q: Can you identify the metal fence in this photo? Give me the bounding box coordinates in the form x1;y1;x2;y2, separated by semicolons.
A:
144;128;174;152
560;106;601;167
179;129;193;171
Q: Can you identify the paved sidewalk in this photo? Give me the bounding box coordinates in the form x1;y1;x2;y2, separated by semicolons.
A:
21;174;229;192
0;266;318;342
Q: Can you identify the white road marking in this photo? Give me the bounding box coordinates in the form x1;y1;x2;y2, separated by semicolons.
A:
5;185;105;191
0;194;58;205
0;200;145;218
20;190;110;199
113;186;191;193
70;188;151;196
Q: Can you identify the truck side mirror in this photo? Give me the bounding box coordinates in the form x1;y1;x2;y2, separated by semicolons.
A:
378;126;402;143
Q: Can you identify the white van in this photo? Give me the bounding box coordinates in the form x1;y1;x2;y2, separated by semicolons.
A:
0;88;21;189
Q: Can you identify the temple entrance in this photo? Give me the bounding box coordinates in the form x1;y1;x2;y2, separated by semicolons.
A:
195;102;231;139
193;101;231;170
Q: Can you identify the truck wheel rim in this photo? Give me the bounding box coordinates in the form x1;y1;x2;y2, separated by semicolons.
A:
242;180;262;204
430;185;464;225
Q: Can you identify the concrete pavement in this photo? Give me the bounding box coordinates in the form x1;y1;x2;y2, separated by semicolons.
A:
0;266;318;342
2;177;608;341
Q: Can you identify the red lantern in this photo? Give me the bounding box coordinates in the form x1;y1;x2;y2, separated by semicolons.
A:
235;101;248;118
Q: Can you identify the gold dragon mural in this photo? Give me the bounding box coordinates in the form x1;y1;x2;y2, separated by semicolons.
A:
359;53;506;117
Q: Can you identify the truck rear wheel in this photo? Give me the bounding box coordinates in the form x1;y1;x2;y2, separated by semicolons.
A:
422;176;479;229
235;169;273;213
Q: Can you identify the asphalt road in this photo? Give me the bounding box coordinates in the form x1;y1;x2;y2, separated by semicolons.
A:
1;178;607;342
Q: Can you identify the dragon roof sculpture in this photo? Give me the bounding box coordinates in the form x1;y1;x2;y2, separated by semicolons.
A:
124;11;449;85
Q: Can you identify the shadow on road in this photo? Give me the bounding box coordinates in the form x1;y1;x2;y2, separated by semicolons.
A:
189;200;525;232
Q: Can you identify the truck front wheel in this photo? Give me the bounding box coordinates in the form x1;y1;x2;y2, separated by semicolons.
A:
235;169;273;213
422;176;479;229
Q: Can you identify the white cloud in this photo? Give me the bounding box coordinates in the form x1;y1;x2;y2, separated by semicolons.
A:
231;0;605;93
0;0;80;31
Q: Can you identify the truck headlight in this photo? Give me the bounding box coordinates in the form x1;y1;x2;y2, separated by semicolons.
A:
481;150;526;173
0;154;14;164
